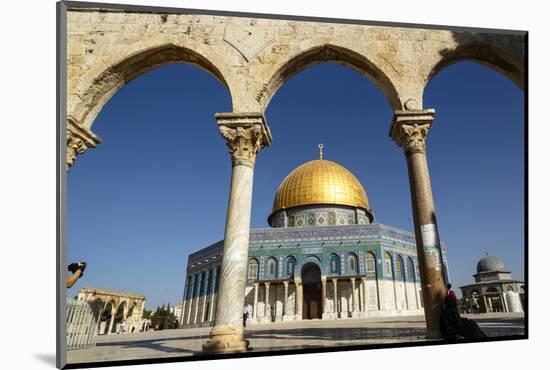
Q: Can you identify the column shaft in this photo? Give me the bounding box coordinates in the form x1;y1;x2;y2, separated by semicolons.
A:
321;279;327;315
295;281;303;319
391;110;446;338
283;282;289;317
332;279;338;314
361;278;368;313
265;283;271;319
253;283;259;319
203;113;270;353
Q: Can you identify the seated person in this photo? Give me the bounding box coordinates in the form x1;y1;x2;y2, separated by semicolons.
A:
440;295;486;342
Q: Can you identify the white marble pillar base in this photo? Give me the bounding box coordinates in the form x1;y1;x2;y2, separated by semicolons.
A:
202;325;249;353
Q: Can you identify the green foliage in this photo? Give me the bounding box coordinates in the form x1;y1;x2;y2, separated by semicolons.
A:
142;309;152;319
150;304;177;330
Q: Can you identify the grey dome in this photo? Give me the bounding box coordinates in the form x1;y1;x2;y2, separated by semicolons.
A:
476;256;506;273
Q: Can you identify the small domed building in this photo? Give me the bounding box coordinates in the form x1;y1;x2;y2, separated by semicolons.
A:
459;255;524;313
179;148;449;327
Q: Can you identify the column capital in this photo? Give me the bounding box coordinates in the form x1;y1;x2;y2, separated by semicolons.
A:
66;117;102;170
283;281;289;287
389;109;435;154
264;282;271;287
216;112;272;167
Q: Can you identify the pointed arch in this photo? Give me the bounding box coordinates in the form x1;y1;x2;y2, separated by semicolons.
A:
258;44;402;111
426;36;524;91
74;44;233;129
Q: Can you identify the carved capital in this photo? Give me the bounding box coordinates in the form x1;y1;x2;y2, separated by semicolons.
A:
216;112;272;166
390;109;435;154
66;117;102;170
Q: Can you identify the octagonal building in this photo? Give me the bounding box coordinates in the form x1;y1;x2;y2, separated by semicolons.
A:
179;149;449;327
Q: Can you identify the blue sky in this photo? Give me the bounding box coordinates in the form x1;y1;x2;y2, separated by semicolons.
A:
67;60;524;308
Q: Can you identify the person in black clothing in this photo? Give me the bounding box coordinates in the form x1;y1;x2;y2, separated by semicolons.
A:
66;261;87;288
440;295;486;342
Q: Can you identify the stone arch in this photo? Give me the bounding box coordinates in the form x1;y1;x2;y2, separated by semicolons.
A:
126;301;137;319
395;255;404;280
328;253;340;275
73;43;233;130
296;255;322;279
285;255;297;277
365;251;377;277
425;35;524;91
257;43;402;111
247;258;259;279
266;257;278;278
384;252;394;278
407;257;416;282
347;252;358;275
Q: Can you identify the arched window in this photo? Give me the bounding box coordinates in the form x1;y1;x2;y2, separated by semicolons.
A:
267;257;278;278
329;254;340;274
348;253;358;274
248;259;259;279
366;252;376;277
384;252;393;278
286;256;296;277
407;257;415;281
395;256;404;280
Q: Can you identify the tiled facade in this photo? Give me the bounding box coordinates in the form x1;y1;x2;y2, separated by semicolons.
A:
180;223;447;327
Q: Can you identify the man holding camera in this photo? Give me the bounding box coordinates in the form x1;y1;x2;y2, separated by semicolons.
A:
66;261;87;288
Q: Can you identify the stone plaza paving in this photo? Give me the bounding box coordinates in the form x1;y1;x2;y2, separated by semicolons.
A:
67;313;525;364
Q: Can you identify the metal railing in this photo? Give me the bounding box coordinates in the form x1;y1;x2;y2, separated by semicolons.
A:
66;299;102;351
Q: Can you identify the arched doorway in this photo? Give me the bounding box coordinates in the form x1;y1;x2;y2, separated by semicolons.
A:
302;263;322;319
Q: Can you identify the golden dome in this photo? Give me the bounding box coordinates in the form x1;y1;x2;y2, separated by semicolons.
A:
270;158;370;216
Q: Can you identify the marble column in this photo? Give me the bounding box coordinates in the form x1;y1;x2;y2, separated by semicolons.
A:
321;277;327;318
201;270;210;322
501;293;509;312
283;281;289;316
332;278;338;315
351;278;360;315
264;282;271;319
209;267;218;322
361;278;368;313
203;113;272;353
295;279;303;319
253;283;259;319
390;109;447;339
194;272;203;324
179;277;189;327
107;310;115;335
186;274;195;325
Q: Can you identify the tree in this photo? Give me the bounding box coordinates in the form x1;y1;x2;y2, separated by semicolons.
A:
150;303;177;330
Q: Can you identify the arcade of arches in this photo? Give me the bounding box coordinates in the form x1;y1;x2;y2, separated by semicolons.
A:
77;287;150;335
64;3;525;353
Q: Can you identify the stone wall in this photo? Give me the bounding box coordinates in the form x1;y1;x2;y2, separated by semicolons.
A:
65;5;524;167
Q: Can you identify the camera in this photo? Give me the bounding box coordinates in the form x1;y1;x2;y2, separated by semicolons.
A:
67;261;87;276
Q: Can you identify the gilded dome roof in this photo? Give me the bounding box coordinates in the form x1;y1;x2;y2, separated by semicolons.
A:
271;158;370;215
